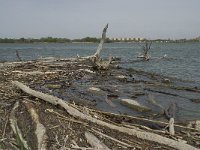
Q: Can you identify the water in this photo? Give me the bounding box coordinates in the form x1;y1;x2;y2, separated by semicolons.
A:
0;42;200;83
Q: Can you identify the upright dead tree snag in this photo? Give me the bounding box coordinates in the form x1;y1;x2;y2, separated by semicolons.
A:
90;24;113;70
16;50;22;61
138;41;152;61
93;24;108;60
77;24;112;70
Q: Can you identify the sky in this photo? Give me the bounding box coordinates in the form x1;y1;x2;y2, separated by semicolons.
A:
0;0;200;39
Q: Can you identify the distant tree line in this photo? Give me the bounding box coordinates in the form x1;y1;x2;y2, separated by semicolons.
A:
0;37;199;43
0;37;71;43
0;37;112;43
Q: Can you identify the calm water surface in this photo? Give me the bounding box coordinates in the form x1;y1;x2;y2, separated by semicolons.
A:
0;42;199;83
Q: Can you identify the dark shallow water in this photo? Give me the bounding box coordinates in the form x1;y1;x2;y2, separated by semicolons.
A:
0;42;200;83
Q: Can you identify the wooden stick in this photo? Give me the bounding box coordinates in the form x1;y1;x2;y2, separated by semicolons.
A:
90;128;134;148
88;108;198;132
85;131;110;150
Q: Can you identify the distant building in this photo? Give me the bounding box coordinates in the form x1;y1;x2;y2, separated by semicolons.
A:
109;37;146;42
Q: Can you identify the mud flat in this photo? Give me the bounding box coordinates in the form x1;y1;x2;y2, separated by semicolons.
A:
0;57;200;150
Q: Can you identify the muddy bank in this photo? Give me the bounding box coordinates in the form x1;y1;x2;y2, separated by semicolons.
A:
0;57;200;150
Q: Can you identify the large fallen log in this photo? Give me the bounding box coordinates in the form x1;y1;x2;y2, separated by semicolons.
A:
12;81;199;150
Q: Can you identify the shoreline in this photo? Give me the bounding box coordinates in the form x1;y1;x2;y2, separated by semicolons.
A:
0;57;200;149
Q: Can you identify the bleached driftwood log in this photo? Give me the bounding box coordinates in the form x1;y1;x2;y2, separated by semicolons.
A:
9;101;31;150
12;81;199;150
121;98;151;112
23;101;48;150
85;131;110;150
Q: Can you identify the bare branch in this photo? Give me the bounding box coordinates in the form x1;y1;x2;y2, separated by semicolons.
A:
94;24;108;60
15;50;22;61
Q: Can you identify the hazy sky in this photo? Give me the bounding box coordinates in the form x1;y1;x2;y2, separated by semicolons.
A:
0;0;200;39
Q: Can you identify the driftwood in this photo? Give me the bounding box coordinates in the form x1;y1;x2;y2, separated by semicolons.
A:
148;94;176;135
15;50;22;61
91;128;134;148
77;24;112;70
23;101;48;150
121;98;151;112
85;131;110;150
9;101;31;150
71;140;94;150
92;56;113;70
12;81;199;150
12;70;57;76
77;24;108;61
93;24;108;60
138;41;152;61
88;107;198;132
165;102;176;135
90;24;112;70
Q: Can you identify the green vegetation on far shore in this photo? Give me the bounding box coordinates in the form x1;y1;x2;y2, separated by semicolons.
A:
0;36;200;43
